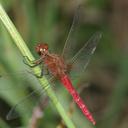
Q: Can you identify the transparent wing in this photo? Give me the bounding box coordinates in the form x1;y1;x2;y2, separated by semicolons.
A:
69;32;102;77
60;5;102;78
6;77;53;120
61;5;82;61
0;66;56;120
69;82;105;116
79;82;106;115
29;96;49;128
6;88;42;120
0;70;38;90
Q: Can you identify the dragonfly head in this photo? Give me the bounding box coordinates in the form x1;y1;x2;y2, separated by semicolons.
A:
35;43;49;56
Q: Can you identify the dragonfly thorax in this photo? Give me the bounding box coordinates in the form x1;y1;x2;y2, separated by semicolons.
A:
44;54;68;78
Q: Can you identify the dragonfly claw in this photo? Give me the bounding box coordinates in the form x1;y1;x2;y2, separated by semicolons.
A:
23;56;37;67
34;70;49;78
26;69;43;78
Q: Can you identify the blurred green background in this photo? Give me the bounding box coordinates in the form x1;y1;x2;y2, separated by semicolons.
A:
0;0;128;128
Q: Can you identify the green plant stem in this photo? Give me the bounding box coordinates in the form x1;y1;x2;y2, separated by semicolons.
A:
0;4;75;128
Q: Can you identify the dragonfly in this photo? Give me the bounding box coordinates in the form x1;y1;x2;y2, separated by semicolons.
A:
0;6;102;126
23;13;101;125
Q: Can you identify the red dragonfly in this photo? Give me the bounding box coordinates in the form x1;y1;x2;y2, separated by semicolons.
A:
23;32;101;125
1;7;102;126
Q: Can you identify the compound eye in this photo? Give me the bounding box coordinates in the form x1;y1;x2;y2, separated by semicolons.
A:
40;48;43;52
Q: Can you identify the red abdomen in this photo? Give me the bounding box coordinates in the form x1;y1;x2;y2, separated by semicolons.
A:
60;75;96;125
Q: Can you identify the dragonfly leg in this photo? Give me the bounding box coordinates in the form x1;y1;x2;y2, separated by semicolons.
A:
37;65;49;78
32;70;49;78
27;67;49;78
41;68;49;76
23;56;42;67
42;63;50;75
26;70;43;78
35;70;46;78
